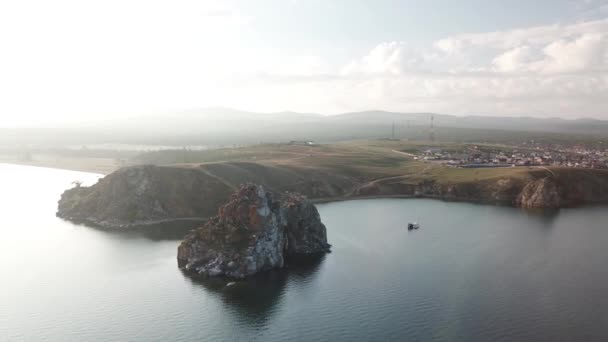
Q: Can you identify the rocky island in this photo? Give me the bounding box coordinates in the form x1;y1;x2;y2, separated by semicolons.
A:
177;184;331;278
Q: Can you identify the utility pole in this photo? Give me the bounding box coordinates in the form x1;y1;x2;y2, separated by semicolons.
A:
429;115;436;142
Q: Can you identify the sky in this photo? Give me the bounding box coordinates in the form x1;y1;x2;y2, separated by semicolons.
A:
0;0;607;127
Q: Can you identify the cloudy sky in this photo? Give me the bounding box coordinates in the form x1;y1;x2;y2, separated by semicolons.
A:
1;0;607;126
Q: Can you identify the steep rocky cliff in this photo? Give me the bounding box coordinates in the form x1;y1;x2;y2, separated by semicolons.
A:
514;170;608;208
352;177;524;205
516;177;562;208
352;170;608;208
177;185;331;278
57;165;233;228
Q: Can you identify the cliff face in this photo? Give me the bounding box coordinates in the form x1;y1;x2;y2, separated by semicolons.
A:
352;171;608;209
57;165;233;228
282;192;330;255
516;178;562;208
56;163;357;229
177;185;331;279
514;170;608;208
352;177;524;205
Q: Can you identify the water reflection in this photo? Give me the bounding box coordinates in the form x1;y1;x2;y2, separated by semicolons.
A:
71;219;206;241
181;254;326;327
126;220;205;241
521;208;561;229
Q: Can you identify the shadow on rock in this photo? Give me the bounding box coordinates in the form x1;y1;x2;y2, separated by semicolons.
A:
180;254;326;327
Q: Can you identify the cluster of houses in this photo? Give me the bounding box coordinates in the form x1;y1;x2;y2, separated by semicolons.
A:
415;145;608;169
287;140;317;146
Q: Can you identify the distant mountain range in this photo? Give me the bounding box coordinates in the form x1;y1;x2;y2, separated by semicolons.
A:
2;108;608;147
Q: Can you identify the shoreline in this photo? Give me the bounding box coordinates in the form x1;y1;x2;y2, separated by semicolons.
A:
0;158;117;175
59;193;583;231
59;215;208;231
14;157;608;231
312;193;513;207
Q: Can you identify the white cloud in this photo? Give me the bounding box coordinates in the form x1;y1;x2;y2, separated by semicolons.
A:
314;18;608;117
538;33;607;73
492;46;534;72
436;19;608;50
435;38;463;55
342;42;426;75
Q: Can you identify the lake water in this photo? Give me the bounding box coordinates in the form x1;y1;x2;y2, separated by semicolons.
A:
2;163;608;341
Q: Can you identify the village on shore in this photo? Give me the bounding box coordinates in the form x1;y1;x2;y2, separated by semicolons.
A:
416;141;608;169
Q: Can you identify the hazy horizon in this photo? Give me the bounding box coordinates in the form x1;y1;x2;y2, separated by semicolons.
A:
2;106;607;130
1;0;607;127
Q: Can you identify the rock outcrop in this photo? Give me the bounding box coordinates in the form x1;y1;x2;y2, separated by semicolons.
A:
177;184;331;279
56;163;355;229
516;177;562;209
350;172;606;209
57;165;232;229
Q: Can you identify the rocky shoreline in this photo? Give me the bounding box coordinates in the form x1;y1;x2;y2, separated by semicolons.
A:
56;165;229;229
56;165;608;230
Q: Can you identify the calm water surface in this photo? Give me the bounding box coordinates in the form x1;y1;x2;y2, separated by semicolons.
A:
2;163;608;341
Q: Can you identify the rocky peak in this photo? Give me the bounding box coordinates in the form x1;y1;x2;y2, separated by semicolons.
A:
217;184;279;230
177;184;331;279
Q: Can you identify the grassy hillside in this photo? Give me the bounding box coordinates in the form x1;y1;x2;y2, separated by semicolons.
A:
133;140;535;196
133;139;608;200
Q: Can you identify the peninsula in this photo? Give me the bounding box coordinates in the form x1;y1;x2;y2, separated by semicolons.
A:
56;140;608;229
